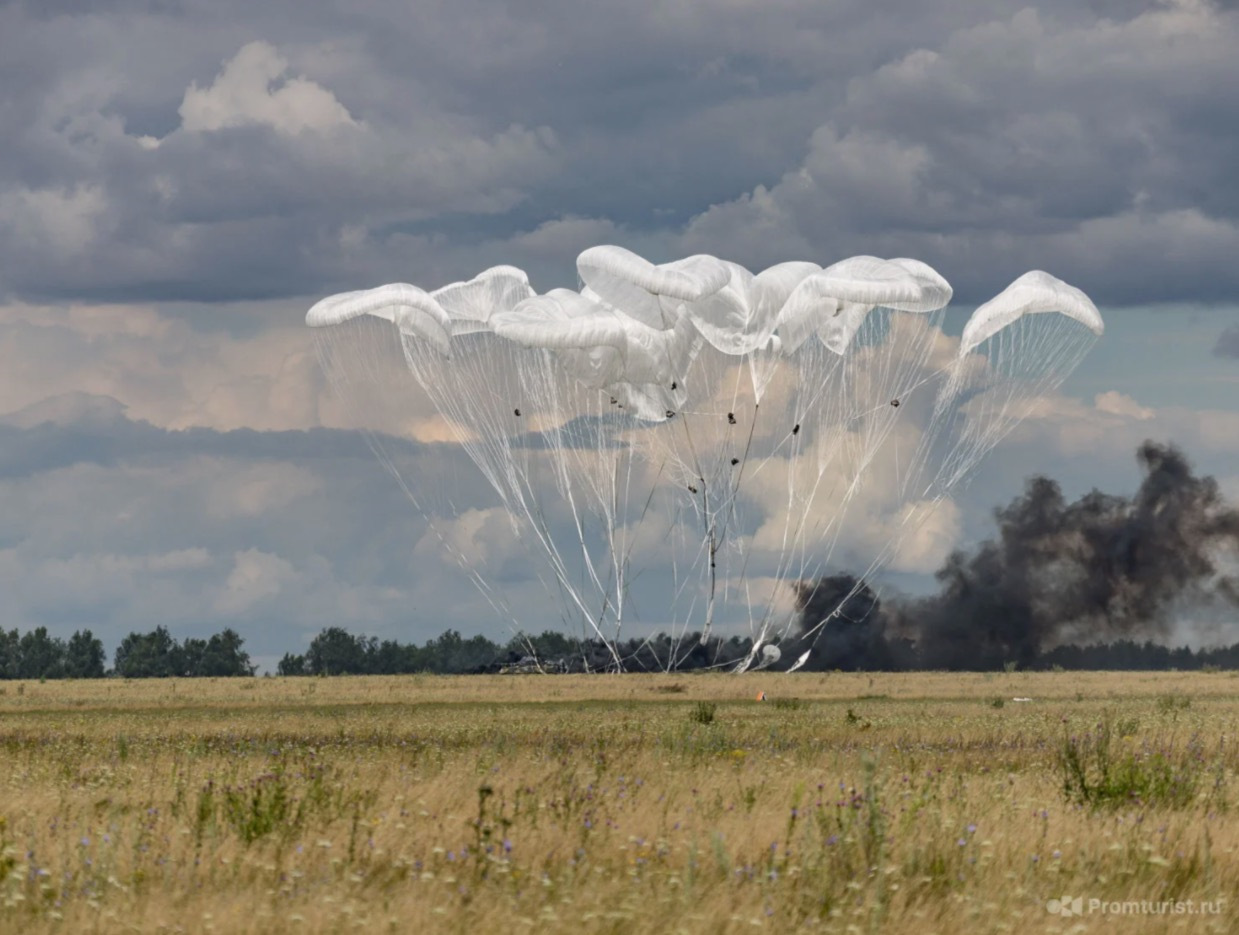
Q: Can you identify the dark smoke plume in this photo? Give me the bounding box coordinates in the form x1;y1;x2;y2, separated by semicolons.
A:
794;442;1239;670
785;575;896;671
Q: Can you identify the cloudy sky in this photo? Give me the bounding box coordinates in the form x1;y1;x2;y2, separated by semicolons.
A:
2;0;1238;670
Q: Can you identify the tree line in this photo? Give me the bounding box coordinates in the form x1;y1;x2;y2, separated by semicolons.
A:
276;627;587;676
0;626;254;679
3;623;1239;679
280;631;1239;674
0;628;108;679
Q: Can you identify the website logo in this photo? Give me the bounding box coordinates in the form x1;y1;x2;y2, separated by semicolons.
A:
1046;896;1084;917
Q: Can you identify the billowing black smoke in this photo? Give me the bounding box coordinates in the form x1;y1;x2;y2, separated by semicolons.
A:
782;575;897;671
794;442;1239;670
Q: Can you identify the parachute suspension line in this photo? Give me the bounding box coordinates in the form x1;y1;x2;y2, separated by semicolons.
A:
755;307;944;670
794;481;945;665
616;458;671;668
728;400;761;532
773;351;842;584
313;327;529;636
668;399;721;645
739;350;834;670
607;452;625;649
527;360;618;644
541;352;646;665
929;315;1099;498
476;383;619;668
698;480;718;647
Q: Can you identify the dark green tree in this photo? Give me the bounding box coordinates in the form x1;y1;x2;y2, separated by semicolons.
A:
370;639;426;674
0;628;19;679
199;629;255;676
64;630;106;678
114;626;179;678
306;627;366;675
17;627;67;679
177;637;206;676
506;629;579;663
420;629;502;673
277;653;308;676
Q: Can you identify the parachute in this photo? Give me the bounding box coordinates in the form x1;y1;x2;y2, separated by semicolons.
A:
959;271;1103;356
307;283;453;356
919;270;1105;497
307;248;1101;671
576;246;731;330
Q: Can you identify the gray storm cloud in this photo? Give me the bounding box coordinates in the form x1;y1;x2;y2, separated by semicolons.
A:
1214;324;1239;359
2;2;1239;304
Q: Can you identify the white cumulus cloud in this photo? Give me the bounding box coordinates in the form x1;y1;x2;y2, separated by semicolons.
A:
179;41;358;135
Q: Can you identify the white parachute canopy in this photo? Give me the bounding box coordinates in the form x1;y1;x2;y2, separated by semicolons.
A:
576;245;730;329
305;246;1101;672
433;265;535;336
959;270;1102;356
306;283;453;356
775;255;952;356
915;269;1105;501
304;265;537;353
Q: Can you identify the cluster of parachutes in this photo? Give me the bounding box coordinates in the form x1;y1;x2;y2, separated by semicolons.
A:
308;246;1102;671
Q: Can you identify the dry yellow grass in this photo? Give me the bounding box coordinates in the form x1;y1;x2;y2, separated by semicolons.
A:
1;671;1237;933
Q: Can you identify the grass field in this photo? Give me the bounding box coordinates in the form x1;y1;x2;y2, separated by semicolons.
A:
1;671;1237;933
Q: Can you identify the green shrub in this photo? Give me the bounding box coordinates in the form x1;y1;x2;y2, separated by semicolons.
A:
1156;693;1191;714
689;701;717;724
1058;715;1204;809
